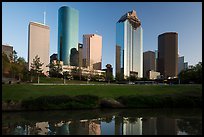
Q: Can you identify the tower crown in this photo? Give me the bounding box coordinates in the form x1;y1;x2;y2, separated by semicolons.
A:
118;10;141;29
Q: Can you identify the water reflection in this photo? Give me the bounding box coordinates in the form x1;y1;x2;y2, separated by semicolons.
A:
2;109;202;135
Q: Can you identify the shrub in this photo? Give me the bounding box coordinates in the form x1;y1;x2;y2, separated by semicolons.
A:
21;95;100;110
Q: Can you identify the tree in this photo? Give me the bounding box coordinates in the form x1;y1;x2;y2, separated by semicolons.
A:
62;71;69;84
9;50;19;79
49;60;62;78
16;57;27;81
13;50;18;63
30;55;44;84
2;52;11;77
178;62;202;84
115;72;124;81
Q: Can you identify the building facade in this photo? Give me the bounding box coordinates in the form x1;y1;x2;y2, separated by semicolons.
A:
28;21;50;75
143;51;156;78
58;6;79;66
78;43;83;68
83;34;102;70
147;70;160;80
184;62;188;70
178;56;184;74
158;32;178;78
155;50;158;71
2;44;13;62
116;10;143;79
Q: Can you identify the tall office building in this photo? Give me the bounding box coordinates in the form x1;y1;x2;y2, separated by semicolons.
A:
116;10;143;79
28;22;50;75
143;51;156;78
78;43;83;68
158;32;178;78
155;50;158;71
58;6;79;66
184;62;188;70
83;34;102;70
178;56;184;74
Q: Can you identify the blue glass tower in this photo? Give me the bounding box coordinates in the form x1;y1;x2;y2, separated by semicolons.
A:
116;10;143;79
58;6;79;65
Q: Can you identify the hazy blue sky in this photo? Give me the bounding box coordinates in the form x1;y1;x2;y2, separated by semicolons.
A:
2;2;202;75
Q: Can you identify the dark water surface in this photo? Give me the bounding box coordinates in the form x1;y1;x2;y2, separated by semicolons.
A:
2;108;202;135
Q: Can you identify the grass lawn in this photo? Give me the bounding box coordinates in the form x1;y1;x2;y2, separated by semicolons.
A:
31;77;107;84
2;84;202;101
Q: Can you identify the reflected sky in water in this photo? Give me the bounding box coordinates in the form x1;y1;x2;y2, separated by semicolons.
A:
2;108;202;135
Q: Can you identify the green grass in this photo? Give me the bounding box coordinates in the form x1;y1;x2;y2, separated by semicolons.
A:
2;84;202;101
32;77;106;84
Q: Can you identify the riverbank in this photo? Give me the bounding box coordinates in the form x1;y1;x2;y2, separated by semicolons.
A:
2;84;202;111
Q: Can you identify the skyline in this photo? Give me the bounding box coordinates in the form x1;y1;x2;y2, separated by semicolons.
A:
2;2;202;75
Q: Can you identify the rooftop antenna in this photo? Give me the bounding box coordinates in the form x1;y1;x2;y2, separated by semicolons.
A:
43;11;46;25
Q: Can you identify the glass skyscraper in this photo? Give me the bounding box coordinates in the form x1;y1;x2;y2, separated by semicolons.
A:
116;10;143;79
58;6;79;65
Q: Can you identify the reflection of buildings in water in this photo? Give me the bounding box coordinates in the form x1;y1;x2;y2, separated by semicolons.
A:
69;120;89;135
55;123;70;135
156;117;178;135
69;119;101;135
142;117;157;135
89;121;101;135
13;125;26;135
115;116;123;135
13;125;33;135
177;131;188;135
36;122;49;135
122;117;143;135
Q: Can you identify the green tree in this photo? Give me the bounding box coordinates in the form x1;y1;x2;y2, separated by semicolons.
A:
62;71;69;84
49;60;62;78
71;68;78;80
16;57;27;81
13;50;18;63
9;50;20;79
116;72;124;81
30;55;44;84
2;52;11;77
178;62;202;84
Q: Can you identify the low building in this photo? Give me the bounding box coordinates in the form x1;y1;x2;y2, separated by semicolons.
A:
62;65;105;79
147;70;160;80
2;44;13;62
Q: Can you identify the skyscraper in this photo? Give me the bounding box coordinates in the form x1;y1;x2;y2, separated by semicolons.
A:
83;34;102;70
116;10;143;79
155;50;158;71
143;51;156;78
184;62;188;70
178;56;184;74
58;6;79;66
158;32;178;78
78;43;83;68
28;21;50;75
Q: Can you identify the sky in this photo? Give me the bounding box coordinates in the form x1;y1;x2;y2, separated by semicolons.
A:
2;2;202;76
